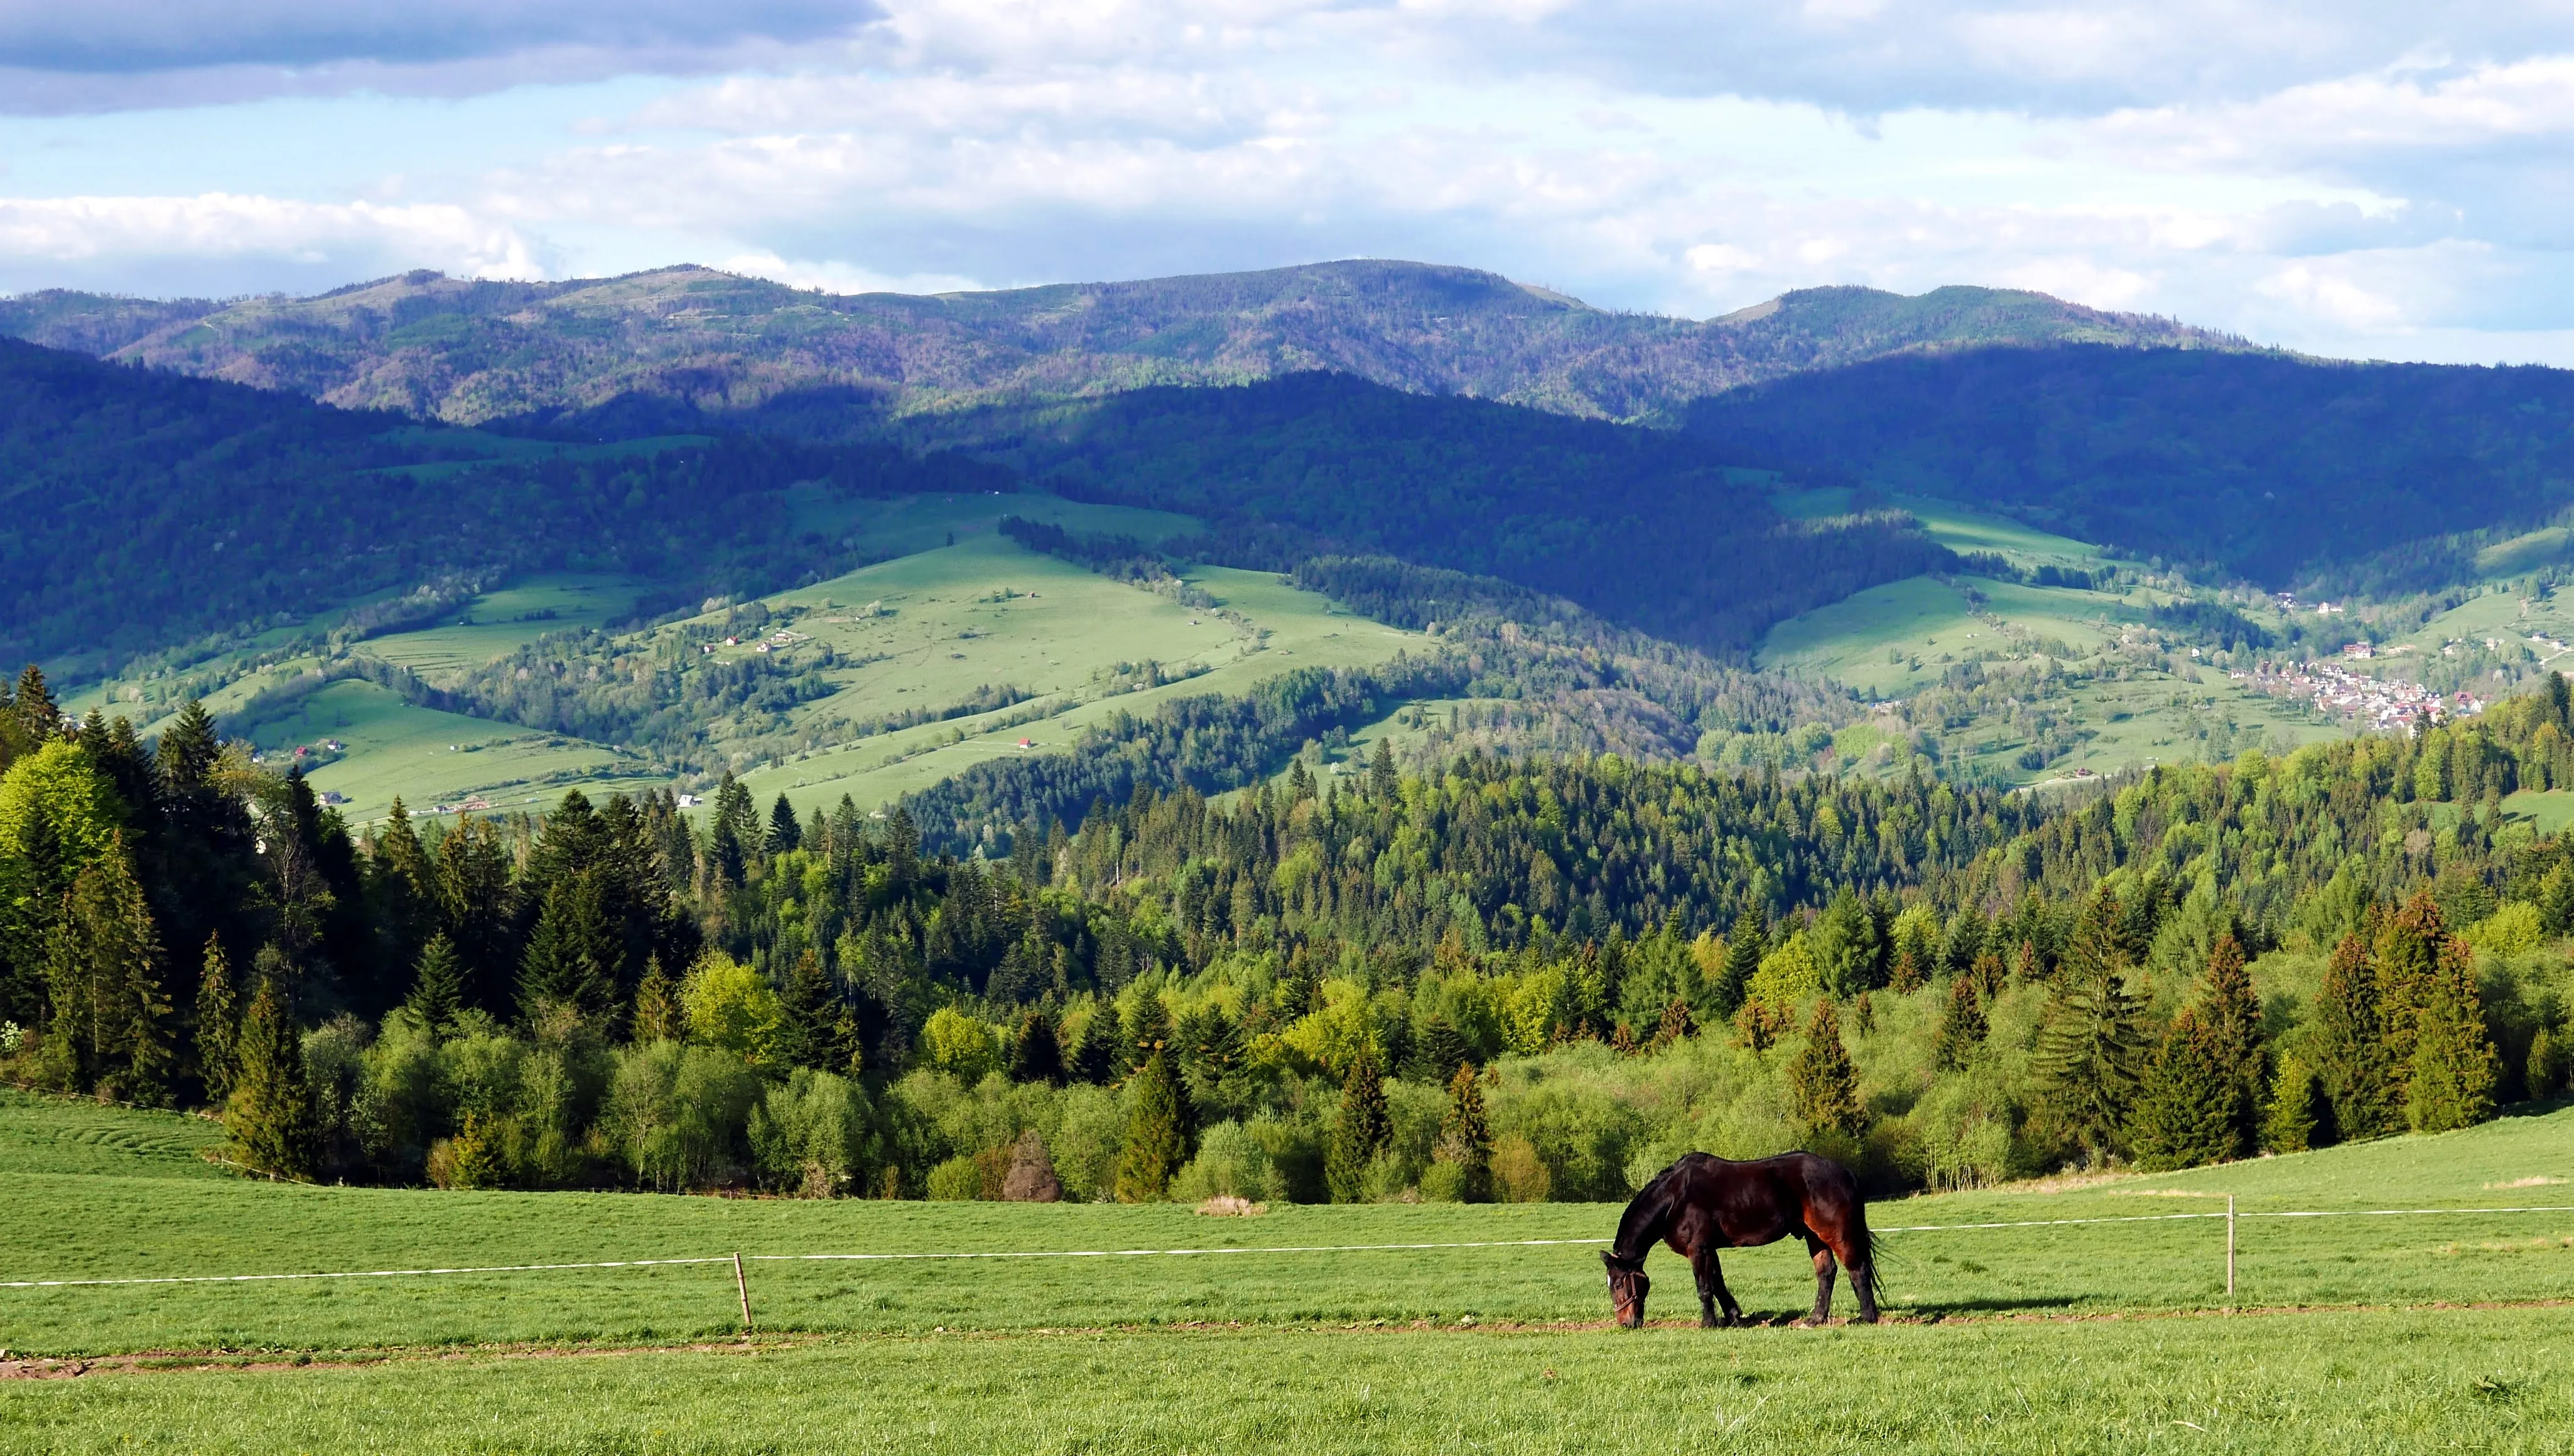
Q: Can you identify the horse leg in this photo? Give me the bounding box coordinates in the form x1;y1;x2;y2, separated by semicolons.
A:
1692;1247;1741;1328
1837;1235;1879;1324
1805;1236;1838;1324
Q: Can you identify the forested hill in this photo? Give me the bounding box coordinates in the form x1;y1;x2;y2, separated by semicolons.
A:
0;262;2235;429
1687;344;2574;587
925;372;1955;652
0;336;1011;676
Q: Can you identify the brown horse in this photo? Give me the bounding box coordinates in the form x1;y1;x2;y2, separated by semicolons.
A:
1601;1151;1880;1328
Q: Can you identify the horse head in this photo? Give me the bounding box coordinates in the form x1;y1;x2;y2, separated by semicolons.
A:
1601;1250;1650;1329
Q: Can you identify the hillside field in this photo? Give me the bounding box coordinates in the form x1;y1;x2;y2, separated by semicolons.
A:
1;1091;2566;1450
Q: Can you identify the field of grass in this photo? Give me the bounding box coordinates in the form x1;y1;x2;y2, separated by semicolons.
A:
1900;497;2104;566
725;549;1422;817
360;575;648;681
3;1091;2567;1450
257;681;665;824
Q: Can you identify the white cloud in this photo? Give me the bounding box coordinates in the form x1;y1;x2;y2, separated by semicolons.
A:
0;193;539;276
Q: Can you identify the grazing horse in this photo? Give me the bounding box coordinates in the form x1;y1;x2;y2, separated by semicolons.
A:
1601;1151;1880;1328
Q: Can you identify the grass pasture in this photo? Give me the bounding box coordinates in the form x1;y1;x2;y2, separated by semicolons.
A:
360;574;649;682
256;680;662;824
725;546;1422;817
2;1093;2568;1450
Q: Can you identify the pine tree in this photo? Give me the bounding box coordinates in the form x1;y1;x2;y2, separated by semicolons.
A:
2262;1056;2332;1153
766;794;803;855
2406;939;2499;1133
1933;973;1987;1072
774;948;846;1071
1010;1008;1066;1084
2312;932;2398;1140
1412;1012;1473;1084
1114;1049;1189;1202
1326;1046;1392;1202
1711;906;1765;1018
631;955;682;1042
2031;963;2151;1161
2131;1006;2243;1170
228;976;317;1180
1122;992;1173;1077
194;936;239;1103
2376;890;2447;1091
1888;944;1926;993
404;934;464;1038
1785;998;1867;1145
2198;932;2266;1148
1432;1063;1492;1202
1370;737;1398;800
518;875;608;1017
1067;1007;1120;1084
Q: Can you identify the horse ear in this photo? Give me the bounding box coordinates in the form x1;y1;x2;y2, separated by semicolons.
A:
1599;1251;1615;1268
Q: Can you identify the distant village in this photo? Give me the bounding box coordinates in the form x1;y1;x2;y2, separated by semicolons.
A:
2232;655;2484;731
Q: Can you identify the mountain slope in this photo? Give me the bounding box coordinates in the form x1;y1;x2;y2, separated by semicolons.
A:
0;335;1010;676
3;261;2242;429
916;372;1955;652
1685;344;2574;585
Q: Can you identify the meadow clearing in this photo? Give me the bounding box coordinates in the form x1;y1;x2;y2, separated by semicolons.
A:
1;1089;2568;1452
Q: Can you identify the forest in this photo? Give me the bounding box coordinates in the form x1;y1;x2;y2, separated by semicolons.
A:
1686;343;2574;586
0;333;1012;677
4;651;2563;1205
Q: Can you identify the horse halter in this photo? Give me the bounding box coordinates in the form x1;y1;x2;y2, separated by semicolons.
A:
1601;1251;1650;1329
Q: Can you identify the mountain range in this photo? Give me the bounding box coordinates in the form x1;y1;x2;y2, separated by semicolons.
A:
0;261;2241;429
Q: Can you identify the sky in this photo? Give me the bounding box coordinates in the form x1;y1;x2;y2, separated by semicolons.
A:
3;2;2573;363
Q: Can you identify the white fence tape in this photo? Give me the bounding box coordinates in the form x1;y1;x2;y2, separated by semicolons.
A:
6;1206;2570;1292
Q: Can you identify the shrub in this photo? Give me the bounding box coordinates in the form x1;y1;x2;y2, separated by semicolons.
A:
926;1154;983;1200
1171;1119;1273;1202
749;1068;876;1196
605;1040;760;1191
1001;1130;1063;1202
1490;1133;1550;1202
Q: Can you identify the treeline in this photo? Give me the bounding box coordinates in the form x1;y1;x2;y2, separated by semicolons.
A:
5;659;2563;1202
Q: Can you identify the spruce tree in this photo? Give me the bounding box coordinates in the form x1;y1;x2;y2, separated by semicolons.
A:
766;794;803;855
1122;992;1173;1077
1932;973;1987;1072
2376;890;2447;1089
1432;1062;1493;1202
2031;963;2151;1161
1785;998;1867;1145
2131;1006;2242;1170
228;976;317;1180
775;949;845;1071
404;934;464;1038
631;955;682;1042
1712;906;1765;1018
1370;737;1398;800
1010;1009;1066;1084
2406;941;2500;1132
1326;1046;1392;1202
2262;1056;2332;1153
1071;1008;1115;1082
194;936;239;1104
2312;932;2398;1140
1114;1049;1189;1202
2199;932;2265;1148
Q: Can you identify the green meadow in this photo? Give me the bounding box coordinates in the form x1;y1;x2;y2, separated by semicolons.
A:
3;1091;2567;1359
2;1092;2568;1452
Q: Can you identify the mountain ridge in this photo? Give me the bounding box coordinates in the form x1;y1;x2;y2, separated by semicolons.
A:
0;259;2249;429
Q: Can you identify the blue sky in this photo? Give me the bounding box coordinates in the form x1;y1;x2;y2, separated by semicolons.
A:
4;1;2572;363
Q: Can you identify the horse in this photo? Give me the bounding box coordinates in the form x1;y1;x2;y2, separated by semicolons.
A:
1601;1151;1880;1329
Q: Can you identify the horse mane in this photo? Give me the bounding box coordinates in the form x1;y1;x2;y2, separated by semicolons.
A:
1608;1157;1692;1263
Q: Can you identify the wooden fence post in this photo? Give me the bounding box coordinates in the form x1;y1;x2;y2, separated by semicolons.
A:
734;1253;754;1334
2225;1197;2236;1302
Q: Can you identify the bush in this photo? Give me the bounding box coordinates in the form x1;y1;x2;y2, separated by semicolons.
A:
1171;1119;1275;1203
749;1068;877;1196
1491;1134;1550;1202
679;952;781;1065
926;1154;983;1200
